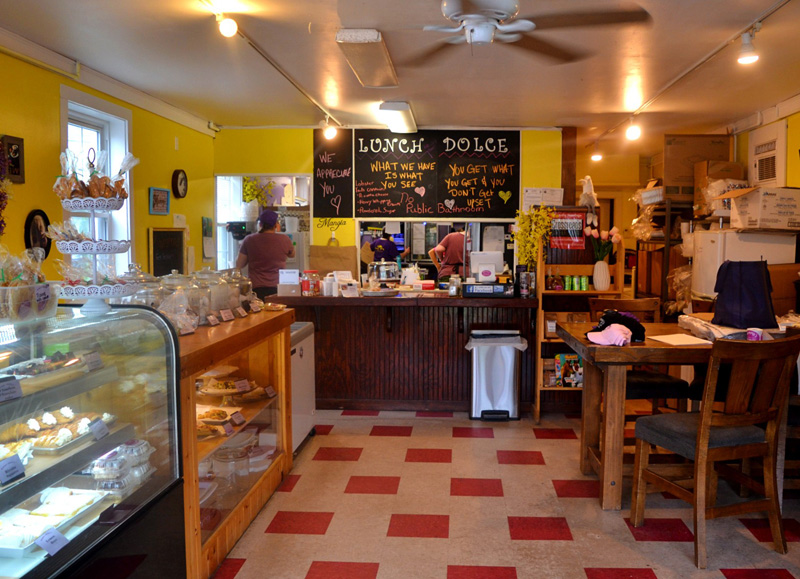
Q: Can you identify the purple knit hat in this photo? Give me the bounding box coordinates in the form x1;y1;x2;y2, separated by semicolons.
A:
258;209;278;228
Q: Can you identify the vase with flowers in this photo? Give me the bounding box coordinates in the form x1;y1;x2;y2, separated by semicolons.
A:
584;225;621;291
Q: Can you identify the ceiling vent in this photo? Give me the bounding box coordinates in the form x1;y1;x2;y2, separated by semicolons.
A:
748;120;787;187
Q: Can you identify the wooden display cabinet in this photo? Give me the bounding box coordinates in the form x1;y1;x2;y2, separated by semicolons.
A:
533;240;625;423
178;309;295;578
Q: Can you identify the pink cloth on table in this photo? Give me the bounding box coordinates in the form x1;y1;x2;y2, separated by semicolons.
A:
587;323;632;346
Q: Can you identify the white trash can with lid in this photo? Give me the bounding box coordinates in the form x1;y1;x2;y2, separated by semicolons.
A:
465;329;528;420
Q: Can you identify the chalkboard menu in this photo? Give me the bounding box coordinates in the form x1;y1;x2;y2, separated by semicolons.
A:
149;228;186;277
354;129;520;219
313;129;353;218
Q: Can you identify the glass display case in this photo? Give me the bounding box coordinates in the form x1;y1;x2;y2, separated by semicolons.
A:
0;305;182;578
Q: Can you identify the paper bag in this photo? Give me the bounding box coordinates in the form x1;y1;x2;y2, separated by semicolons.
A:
309;245;358;278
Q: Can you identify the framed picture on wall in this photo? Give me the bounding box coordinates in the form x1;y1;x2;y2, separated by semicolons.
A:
149;187;171;215
24;209;52;259
0;135;25;184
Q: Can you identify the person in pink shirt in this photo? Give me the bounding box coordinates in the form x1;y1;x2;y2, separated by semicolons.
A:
236;209;295;298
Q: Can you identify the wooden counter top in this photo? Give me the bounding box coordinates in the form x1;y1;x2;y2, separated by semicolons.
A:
179;309;295;378
271;295;538;308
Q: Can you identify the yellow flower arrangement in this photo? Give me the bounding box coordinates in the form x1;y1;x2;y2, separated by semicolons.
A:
242;176;276;208
514;205;556;269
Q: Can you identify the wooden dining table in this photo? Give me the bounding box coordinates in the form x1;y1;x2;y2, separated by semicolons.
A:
556;322;713;510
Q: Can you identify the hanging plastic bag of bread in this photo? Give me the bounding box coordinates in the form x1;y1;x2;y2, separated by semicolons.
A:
53;150;80;199
109;152;140;199
86;148;111;198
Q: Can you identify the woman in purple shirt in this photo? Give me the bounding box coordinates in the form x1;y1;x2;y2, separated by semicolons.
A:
236;209;295;298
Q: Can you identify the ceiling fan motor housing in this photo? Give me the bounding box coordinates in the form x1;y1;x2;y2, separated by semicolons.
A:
442;0;519;22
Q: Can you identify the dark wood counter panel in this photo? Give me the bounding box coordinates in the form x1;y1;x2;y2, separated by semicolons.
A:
271;296;575;414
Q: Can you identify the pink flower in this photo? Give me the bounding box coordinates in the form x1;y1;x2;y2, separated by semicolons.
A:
609;226;620;236
591;229;599;239
611;233;622;244
584;226;592;237
600;230;609;241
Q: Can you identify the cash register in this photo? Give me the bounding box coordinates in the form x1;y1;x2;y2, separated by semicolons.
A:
462;251;514;298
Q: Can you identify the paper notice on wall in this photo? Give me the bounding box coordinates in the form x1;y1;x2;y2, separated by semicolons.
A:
522;188;564;211
203;237;215;260
412;223;425;255
187;246;196;272
482;226;505;252
384;221;401;234
173;213;187;229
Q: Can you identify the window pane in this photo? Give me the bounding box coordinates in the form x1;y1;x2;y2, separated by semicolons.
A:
67;122;102;181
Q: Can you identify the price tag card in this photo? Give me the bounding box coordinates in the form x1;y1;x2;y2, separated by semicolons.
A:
35;528;69;556
249;302;262;313
265;386;277;398
207;314;220;326
230;411;246;425
223;422;235;436
0;377;22;403
235;306;248;318
90;418;110;440
0;454;25;485
220;309;235;322
82;351;104;371
179;326;195;336
35;284;52;306
234;379;251;393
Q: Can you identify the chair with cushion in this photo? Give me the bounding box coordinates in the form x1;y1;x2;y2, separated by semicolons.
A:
630;334;800;568
588;297;690;414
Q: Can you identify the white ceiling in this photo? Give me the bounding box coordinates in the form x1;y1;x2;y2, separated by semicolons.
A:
1;0;797;157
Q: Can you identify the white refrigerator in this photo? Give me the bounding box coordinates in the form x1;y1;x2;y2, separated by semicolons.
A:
691;229;796;298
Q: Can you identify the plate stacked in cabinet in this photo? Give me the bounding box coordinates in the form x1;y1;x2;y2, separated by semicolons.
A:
90;439;156;500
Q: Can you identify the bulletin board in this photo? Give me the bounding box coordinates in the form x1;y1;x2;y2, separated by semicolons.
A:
149;227;186;276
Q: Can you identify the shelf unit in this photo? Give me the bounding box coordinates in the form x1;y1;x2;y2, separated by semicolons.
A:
533;241;625;423
634;198;693;304
179;309;294;579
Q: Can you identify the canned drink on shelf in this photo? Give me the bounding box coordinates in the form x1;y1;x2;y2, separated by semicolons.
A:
580;275;588;291
563;275;572;291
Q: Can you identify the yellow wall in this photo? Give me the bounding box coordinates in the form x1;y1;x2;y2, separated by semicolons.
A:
521;130;561;188
213;129;313;174
1;52;215;279
787;112;800;187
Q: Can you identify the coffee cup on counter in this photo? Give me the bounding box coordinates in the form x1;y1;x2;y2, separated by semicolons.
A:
746;328;763;341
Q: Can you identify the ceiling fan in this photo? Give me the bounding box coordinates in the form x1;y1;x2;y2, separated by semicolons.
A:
409;0;651;65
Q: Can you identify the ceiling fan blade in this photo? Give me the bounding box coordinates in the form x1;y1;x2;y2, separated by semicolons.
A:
509;34;586;63
424;23;465;33
518;7;651;30
402;41;460;67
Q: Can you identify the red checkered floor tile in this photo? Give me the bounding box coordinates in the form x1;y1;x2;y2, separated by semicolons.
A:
344;475;400;494
508;516;573;541
369;425;413;436
405;448;452;463
312;447;362;461
266;511;334;535
496;450;545;465
217;410;800;578
624;518;694;542
387;514;450;538
341;410;380;416
305;561;379;579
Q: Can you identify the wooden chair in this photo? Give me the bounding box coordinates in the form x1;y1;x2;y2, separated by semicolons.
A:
588;297;690;414
630;335;800;568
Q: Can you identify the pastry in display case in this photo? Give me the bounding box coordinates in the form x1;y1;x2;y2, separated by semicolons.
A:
0;304;184;579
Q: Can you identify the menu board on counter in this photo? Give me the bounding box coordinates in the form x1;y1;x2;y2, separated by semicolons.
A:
354;129;520;219
313;129;353;218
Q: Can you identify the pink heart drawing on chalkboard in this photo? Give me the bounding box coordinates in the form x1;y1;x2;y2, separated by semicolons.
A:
331;195;342;214
444;199;455;210
415;186;425;197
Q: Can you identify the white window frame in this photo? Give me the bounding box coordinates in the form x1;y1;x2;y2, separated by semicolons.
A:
60;85;134;275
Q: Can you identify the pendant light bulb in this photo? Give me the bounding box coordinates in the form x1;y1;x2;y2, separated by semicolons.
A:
217;15;238;38
591;142;603;162
738;31;759;64
625;118;642;141
321;117;338;140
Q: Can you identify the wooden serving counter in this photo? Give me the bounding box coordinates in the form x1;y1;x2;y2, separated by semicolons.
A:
271;295;544;412
179;308;295;578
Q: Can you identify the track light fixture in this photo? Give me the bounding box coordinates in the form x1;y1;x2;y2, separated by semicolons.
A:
738;28;759;64
590;142;603;162
320;117;338;139
625;118;642;141
216;13;238;37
